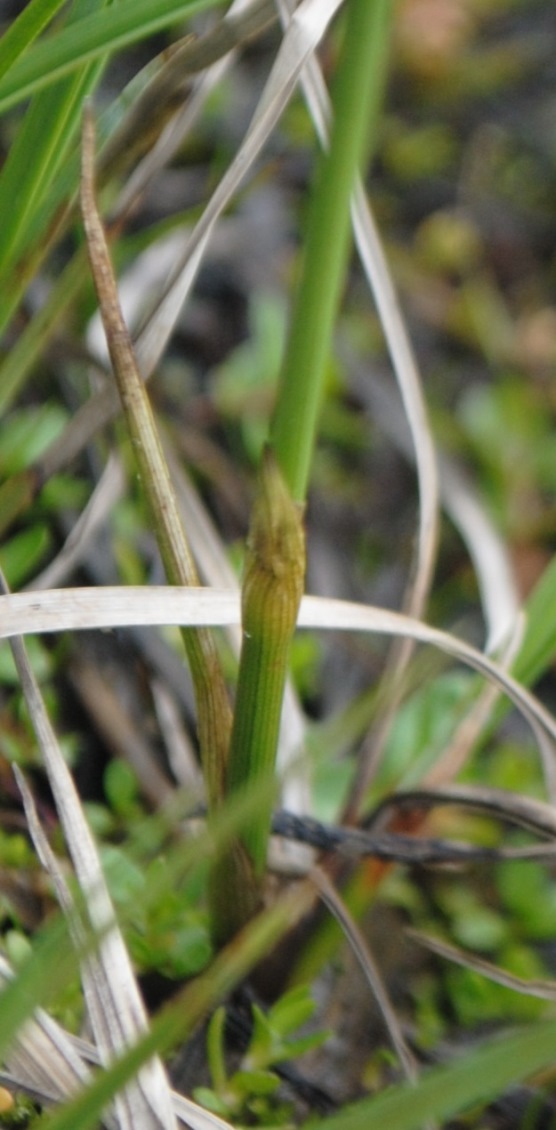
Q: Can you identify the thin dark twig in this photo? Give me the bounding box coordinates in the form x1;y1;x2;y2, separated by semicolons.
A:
270;810;556;866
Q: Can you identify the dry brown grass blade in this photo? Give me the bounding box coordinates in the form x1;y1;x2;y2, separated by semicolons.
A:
311;866;419;1083
408;929;556;1003
109;0;276;223
372;783;556;840
80;102;233;811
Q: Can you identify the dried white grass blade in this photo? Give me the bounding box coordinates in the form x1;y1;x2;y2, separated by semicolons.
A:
13;769;129;1128
296;596;556;788
0;953;95;1107
71;1034;237;1130
0;949;235;1128
408;930;556;1002
135;0;346;377
115;0;262;222
0;957;227;1130
438;458;521;654
1;586;555;778
79;0;281;394
351;187;439;618
424;620;524;788
27;454;126;592
352;371;521;657
2;591;177;1128
0;585;240;636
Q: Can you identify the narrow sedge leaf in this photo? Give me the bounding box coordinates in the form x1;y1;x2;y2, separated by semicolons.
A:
0;0;225;113
0;0;109;309
318;1020;556;1130
0;0;68;83
0;248;87;417
271;0;392;501
80;107;242;947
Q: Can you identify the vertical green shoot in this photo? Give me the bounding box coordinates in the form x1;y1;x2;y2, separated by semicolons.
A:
213;448;305;943
271;0;392;502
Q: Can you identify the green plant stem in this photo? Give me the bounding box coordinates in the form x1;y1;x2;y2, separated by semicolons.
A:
227;450;305;864
220;0;391;935
211;450;305;944
271;0;392;502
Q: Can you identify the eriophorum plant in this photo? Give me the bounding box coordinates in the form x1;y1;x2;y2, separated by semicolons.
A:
1;1;556;1129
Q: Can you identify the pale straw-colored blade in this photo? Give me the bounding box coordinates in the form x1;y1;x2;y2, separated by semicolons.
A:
1;585;555;792
26;454;126;592
1;569;177;1130
134;0;347;379
0;953;236;1128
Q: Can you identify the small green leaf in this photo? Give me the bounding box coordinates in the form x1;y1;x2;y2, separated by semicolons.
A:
0;405;68;473
192;1087;230;1116
249;1003;276;1065
268;984;316;1036
231;1069;280;1097
0;524;51;587
207;1006;228;1095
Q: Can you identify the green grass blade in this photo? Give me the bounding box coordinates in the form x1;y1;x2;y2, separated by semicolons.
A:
271;0;392;502
0;917;79;1064
0;0;225;114
513;554;556;689
0;0;109;296
0;248;87;416
315;1020;556;1130
0;0;68;83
